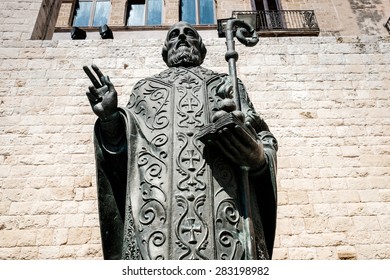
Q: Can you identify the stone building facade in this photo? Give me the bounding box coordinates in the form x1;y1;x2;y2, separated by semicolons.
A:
0;0;389;259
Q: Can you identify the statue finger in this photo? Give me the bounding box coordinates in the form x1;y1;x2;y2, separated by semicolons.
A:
91;64;105;85
104;75;115;92
88;86;102;102
86;91;100;104
220;127;242;148
83;65;102;88
214;139;236;163
217;128;242;157
97;85;109;97
245;121;257;138
233;125;256;148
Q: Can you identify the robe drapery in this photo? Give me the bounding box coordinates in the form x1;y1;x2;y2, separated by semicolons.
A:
94;66;278;260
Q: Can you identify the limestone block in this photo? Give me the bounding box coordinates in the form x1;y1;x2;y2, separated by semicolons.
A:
64;214;84;228
321;232;348;247
58;245;78;259
76;244;102;259
299;233;325;247
48;215;65;228
38;246;60;259
31;201;62;215
279;234;300;247
54;228;68;246
328;217;354;232
82;214;99;227
288;191;309;205
0;230;19;247
288;248;317;260
365;202;390;216
313;203;349;217
16;215;49;230
272;248;288;260
358;190;381;202
277;191;288;205
83;187;97;200
60;201;79;214
67;227;92;245
36;229;54;246
337;246;357;260
20;246;39;259
276;219;293;236
316;247;335;259
74;188;84;201
89;227;102;243
78;200;97;214
353;215;381;231
38;187;75;201
0;247;21;260
8;202;32;215
379;190;390;202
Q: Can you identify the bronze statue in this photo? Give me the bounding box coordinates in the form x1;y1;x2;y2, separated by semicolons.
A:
84;21;278;260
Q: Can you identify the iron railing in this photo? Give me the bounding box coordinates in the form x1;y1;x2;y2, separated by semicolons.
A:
220;10;320;37
385;17;390;33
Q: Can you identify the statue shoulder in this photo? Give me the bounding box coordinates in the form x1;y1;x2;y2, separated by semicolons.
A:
131;72;170;92
150;68;178;81
197;66;221;78
132;78;148;91
204;71;228;85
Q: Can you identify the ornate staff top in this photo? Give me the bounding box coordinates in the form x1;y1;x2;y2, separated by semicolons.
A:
224;19;259;111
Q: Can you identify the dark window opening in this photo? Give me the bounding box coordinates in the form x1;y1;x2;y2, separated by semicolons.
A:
254;0;284;29
254;0;280;11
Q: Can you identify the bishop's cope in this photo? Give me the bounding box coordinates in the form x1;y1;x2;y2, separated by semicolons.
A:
83;22;278;260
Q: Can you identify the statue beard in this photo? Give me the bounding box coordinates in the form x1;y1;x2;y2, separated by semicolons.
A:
167;45;201;67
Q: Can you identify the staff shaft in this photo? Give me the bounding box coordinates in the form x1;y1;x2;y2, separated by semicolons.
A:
224;19;259;259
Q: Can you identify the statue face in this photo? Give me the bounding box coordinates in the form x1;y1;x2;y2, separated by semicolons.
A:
165;22;202;67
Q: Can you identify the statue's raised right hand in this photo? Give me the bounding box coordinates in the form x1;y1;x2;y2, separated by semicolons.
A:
83;64;118;121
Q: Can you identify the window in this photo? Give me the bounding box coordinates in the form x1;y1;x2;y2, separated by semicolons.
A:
73;0;111;27
126;0;162;26
180;0;215;25
254;0;280;11
254;0;284;29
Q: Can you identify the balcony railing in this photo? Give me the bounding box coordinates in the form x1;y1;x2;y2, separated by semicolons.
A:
385;17;390;33
218;10;320;37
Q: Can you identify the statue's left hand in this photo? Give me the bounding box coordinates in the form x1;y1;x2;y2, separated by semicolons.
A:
213;122;266;169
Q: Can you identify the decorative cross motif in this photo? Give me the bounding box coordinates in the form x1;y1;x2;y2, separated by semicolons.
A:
181;218;202;244
182;150;200;171
182;97;198;113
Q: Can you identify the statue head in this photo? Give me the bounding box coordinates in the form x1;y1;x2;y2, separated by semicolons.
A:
162;22;207;67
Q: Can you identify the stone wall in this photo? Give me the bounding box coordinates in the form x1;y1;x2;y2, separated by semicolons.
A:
0;0;41;40
53;0;390;39
276;0;390;36
0;0;389;259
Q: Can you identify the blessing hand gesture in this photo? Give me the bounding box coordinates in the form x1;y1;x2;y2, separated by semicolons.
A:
83;64;119;121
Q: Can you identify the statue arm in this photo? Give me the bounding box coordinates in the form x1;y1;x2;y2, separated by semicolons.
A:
94;108;129;218
83;65;130;259
93;110;130;259
97;113;126;153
